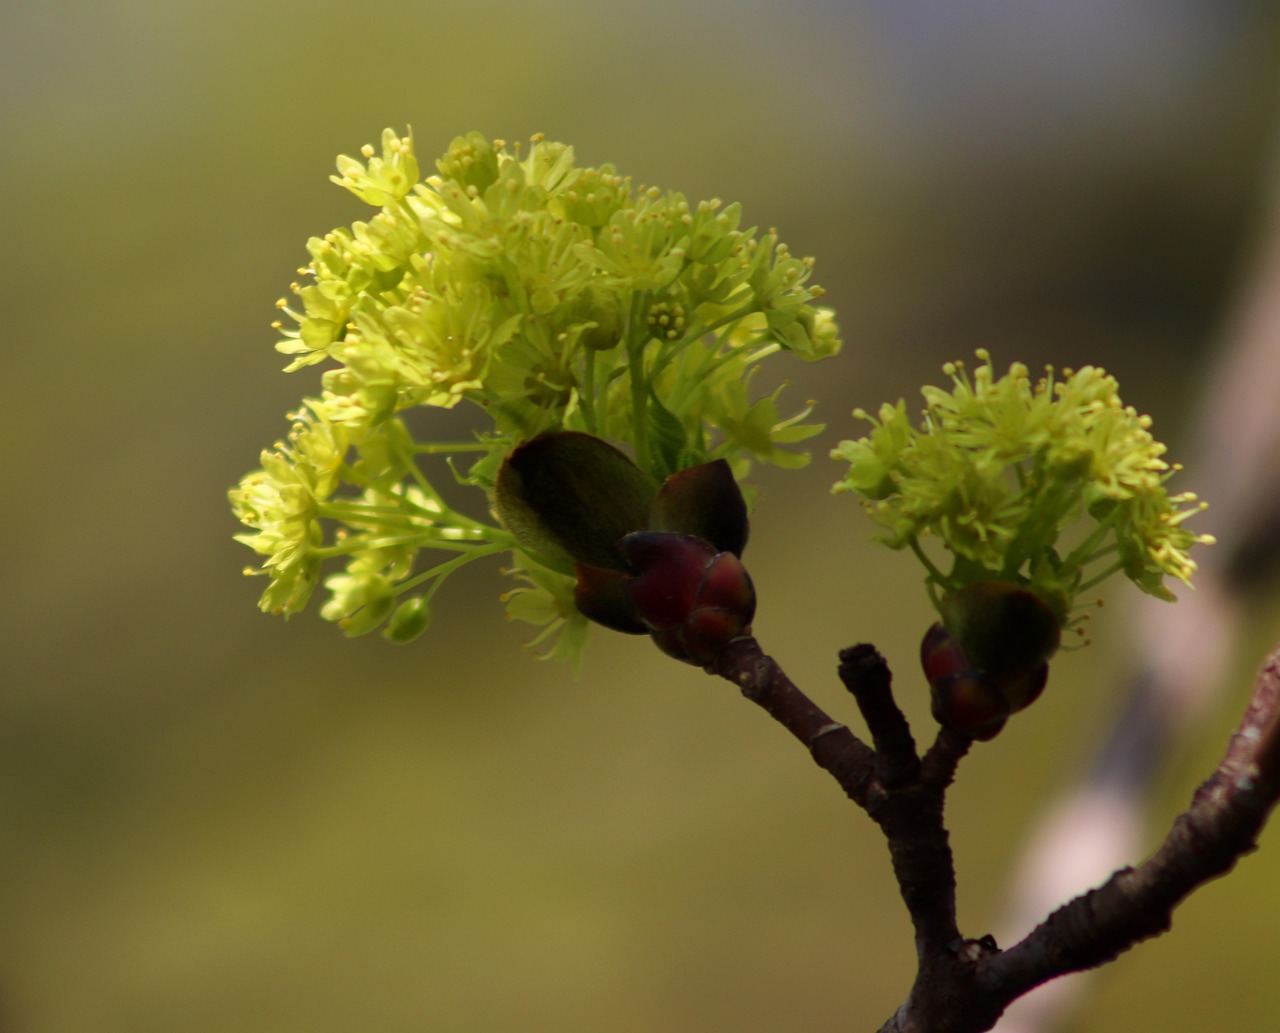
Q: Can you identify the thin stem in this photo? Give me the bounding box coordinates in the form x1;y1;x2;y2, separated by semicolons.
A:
838;644;920;789
319;501;495;538
1000;474;1077;579
626;291;651;471
313;536;464;560
715;638;965;969
1076;557;1125;594
318;501;443;526
872;644;1280;1033
580;345;599;435
696;299;759;338
981;648;1280;1007
412;442;493;454
1058;506;1120;572
713;637;876;807
392;540;512;597
909;537;950;588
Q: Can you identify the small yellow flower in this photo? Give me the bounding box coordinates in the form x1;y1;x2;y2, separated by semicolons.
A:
832;351;1212;624
330;128;419;206
229;452;324;616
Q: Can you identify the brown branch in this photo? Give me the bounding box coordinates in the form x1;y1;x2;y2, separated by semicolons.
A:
716;639;970;1013
712;636;878;807
839;644;921;789
715;637;1280;1033
982;647;1280;1004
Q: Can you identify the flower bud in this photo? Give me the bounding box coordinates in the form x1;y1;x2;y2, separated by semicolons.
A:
336;593;396;637
920;608;1052;739
994;661;1050;714
920;621;970;689
620;532;756;666
941;581;1062;676
930;669;1010;741
565;286;624;350
384;595;432;643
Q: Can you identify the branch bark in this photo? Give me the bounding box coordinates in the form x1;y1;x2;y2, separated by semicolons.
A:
713;636;1280;1033
985;648;1280;1002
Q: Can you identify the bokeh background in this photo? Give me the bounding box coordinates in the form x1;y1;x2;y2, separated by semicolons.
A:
4;2;1280;1030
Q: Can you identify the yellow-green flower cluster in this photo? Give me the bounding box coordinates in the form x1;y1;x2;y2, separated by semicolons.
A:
231;128;842;656
832;351;1212;623
273;129;839;471
230;402;511;639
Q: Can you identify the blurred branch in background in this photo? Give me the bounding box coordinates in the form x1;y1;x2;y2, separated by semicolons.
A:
996;134;1280;1033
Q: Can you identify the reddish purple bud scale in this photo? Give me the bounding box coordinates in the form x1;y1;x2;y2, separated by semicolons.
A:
921;588;1059;742
493;432;758;664
921;621;970;688
621;532;756;666
619;533;713;630
572;563;646;634
997;661;1049;713
650;607;743;665
930;670;1009;741
698;551;757;613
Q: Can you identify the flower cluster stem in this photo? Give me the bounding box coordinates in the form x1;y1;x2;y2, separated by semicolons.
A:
626;290;651;471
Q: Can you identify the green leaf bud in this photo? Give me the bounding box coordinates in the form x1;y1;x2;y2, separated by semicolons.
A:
494;432;658;571
385;596;432;643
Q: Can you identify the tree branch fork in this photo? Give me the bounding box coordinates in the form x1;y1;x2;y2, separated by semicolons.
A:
712;638;1280;1033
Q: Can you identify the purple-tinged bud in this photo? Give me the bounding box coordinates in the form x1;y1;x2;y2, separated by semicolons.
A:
992;661;1049;714
920;603;1054;740
942;581;1062;676
620;533;714;631
920;621;970;688
930;669;1010;741
620;532;756;666
572;562;645;635
649;459;749;557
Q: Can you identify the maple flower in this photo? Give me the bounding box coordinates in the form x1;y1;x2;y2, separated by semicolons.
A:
232;128;842;659
832;350;1213;628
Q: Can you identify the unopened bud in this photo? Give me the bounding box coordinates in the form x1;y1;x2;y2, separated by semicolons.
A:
621;532;756;666
930;669;1010;741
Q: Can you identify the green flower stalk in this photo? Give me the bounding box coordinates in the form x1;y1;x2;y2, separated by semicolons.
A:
832;350;1213;629
230;128;841;662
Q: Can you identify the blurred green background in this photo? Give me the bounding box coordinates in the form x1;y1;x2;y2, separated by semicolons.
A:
5;2;1280;1030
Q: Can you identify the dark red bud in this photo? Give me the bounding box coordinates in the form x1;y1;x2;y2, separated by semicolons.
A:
620;533;716;631
620;532;756;665
943;581;1062;676
572;562;646;634
992;661;1050;714
931;669;1010;741
698;551;757;614
920;619;1053;733
648;607;742;664
920;622;970;688
649;459;749;557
